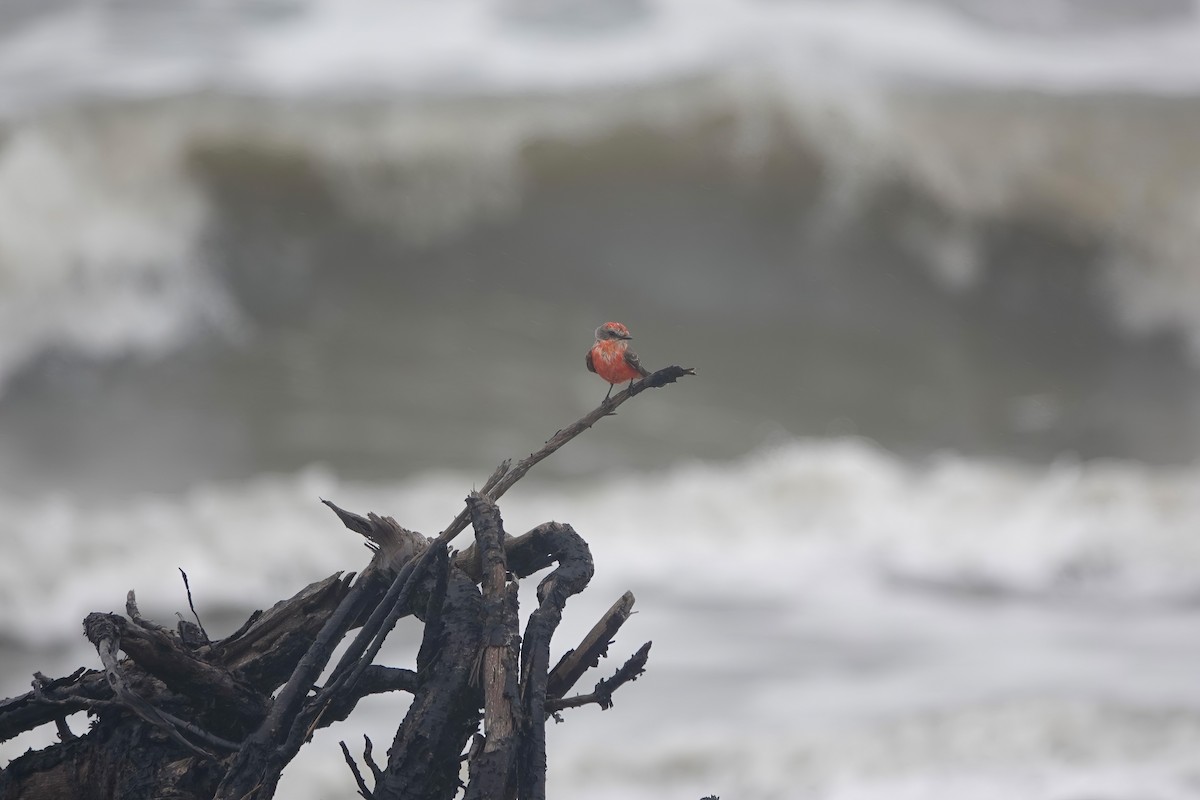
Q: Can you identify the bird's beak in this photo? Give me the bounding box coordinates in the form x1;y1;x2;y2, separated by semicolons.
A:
620;332;633;340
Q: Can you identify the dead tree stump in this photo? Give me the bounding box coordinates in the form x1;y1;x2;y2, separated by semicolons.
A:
0;365;694;800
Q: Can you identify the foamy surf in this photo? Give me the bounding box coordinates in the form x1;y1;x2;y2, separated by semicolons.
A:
4;439;1200;652
4;86;1200;395
4;0;1200;109
4;3;1200;397
5;440;1200;797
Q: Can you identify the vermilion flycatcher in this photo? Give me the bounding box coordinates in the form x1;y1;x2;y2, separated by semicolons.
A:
586;321;651;402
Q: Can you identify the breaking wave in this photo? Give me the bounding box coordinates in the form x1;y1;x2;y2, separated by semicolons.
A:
4;439;1200;649
3;1;1200;392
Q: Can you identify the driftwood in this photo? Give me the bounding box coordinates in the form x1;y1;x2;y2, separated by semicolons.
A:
0;365;695;800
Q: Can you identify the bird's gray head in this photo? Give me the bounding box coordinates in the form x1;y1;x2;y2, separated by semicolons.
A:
595;321;633;342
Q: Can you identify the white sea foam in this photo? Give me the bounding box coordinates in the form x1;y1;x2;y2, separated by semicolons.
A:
0;111;235;386
5;0;1200;109
1;80;1200;397
5;440;1200;797
4;440;1200;648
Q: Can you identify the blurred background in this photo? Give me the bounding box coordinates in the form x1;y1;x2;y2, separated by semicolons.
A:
3;1;1200;797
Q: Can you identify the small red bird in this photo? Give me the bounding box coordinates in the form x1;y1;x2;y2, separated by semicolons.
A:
586;321;651;402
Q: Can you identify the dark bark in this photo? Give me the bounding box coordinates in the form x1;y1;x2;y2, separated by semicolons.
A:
547;591;637;701
516;522;594;800
373;561;483;799
547;642;652;713
464;494;522;800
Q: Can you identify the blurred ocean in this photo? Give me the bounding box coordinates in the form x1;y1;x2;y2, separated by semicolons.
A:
3;1;1200;798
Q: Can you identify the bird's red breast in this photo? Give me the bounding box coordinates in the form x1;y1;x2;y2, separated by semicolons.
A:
588;340;647;385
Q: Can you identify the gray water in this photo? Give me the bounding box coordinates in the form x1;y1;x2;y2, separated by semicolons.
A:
3;90;1200;501
4;3;1200;799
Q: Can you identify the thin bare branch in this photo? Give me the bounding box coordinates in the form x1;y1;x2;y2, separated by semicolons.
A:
340;740;374;799
178;568;210;644
545;642;652;714
547;591;636;701
436;364;695;546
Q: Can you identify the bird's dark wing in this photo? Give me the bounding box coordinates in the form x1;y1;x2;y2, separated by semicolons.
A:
586;349;597;374
624;348;651;378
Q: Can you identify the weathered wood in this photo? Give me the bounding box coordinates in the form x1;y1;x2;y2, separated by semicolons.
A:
0;361;690;800
547;591;636;701
516;522;595;800
0;706;216;800
339;739;374;799
0;669;108;744
213;572;354;691
415;537;450;677
212;575;379;800
308;506;430;706
115;612;267;727
464;493;522;800
547;641;652;713
319;666;420;728
373;563;483;799
84;613;225;760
